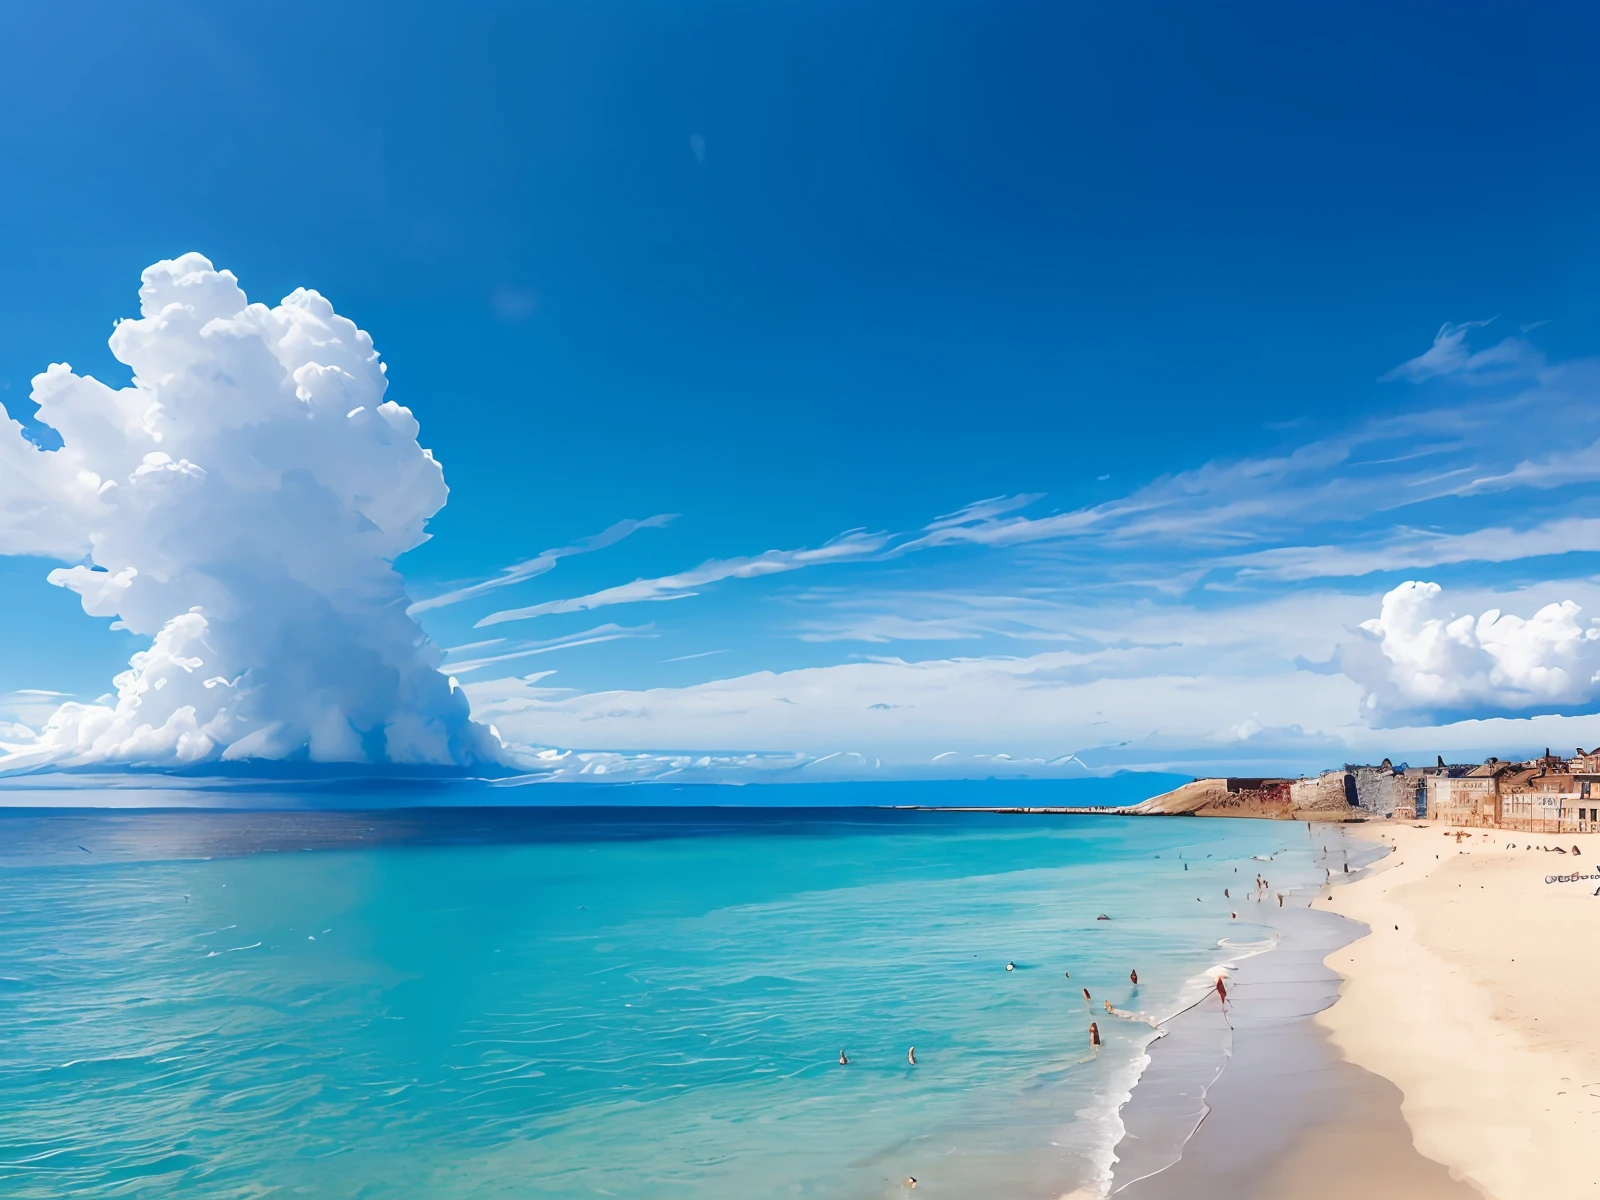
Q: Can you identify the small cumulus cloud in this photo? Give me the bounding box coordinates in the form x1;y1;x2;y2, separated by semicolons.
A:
1349;581;1600;725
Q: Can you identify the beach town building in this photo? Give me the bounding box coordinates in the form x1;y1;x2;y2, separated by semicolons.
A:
1425;750;1600;833
1425;759;1524;827
1497;769;1600;834
1153;751;1600;829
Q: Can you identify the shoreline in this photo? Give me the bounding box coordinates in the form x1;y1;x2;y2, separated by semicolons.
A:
1310;822;1600;1199
1107;824;1475;1200
1108;817;1600;1199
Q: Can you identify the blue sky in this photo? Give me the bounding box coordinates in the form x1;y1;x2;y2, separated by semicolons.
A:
3;2;1600;777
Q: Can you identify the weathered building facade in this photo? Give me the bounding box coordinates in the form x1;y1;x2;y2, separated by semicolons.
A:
1497;771;1600;833
1345;759;1429;818
1426;760;1523;827
1427;754;1600;832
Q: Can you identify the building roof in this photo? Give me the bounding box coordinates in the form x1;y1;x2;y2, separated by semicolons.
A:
1499;768;1541;790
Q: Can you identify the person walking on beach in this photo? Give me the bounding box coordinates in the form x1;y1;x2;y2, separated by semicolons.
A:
1276;893;1283;907
1215;976;1227;1005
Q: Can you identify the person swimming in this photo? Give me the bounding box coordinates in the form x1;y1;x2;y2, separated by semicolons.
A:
839;1050;849;1065
1005;961;1015;971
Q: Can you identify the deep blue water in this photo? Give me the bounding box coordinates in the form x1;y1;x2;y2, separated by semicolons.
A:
0;804;1331;1198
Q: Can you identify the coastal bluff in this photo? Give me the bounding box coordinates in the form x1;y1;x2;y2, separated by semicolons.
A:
920;773;1360;821
1124;774;1357;822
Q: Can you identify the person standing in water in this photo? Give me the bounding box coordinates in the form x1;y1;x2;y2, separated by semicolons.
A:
1089;1022;1101;1049
1129;968;1139;985
907;1046;916;1066
1082;987;1092;1003
839;1050;849;1065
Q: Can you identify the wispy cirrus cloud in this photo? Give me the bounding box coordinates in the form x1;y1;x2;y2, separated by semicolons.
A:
447;326;1600;664
475;530;891;628
442;623;658;674
409;514;675;614
1451;438;1600;497
1224;516;1600;582
1378;318;1543;385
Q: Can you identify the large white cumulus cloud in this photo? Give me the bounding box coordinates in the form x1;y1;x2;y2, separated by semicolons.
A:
1351;580;1600;724
0;254;501;769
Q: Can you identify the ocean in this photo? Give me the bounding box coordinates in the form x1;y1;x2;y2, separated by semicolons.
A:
0;801;1335;1198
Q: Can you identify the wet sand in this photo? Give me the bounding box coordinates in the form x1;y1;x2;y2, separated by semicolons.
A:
1111;831;1479;1200
1313;823;1600;1200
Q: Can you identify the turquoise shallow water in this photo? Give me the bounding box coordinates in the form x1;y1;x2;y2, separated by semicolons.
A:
0;805;1331;1198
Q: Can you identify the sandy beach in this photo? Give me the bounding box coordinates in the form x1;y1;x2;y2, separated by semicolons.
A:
1112;818;1600;1199
1310;822;1600;1199
1112;828;1476;1200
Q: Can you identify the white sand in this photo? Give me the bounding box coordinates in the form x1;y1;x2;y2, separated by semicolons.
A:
1315;823;1600;1199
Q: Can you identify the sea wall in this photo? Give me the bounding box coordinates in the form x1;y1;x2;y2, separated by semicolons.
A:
1290;771;1350;813
1131;776;1354;821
